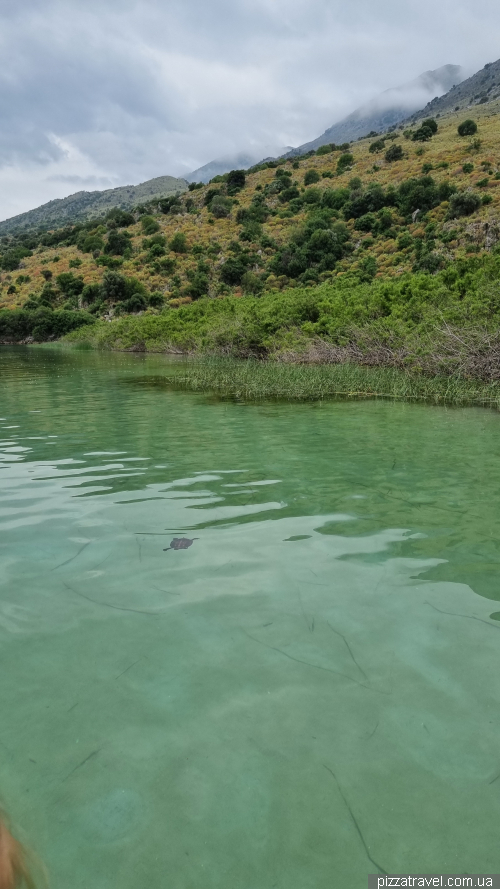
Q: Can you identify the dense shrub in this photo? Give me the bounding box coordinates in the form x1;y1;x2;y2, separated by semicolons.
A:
226;169;246;191
187;271;210;299
148;292;165;308
316;144;335;156
321;188;350;210
278;186;300;204
220;256;248;286
101;271;128;302
0;247;32;271
170;232;188;253
0;308;94;342
204;188;221;207
396;176;454;217
385;144;404;162
343;183;394;219
303;188;321;205
354;213;378;233
337;153;354;173
458;119;478;137
422;118;438;134
159;196;183;214
448;191;482;218
104;229;132;256
369;140;385;154
236;199;269;224
78;233;104;254
210;196;232;218
121;294;147;313
81;283;102;306
271;218;350;279
304;169;321;185
412;126;434;142
141;215;160;235
106;208;135;227
56;272;85;298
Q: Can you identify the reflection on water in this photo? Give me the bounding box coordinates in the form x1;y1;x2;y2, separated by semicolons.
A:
1;345;500;887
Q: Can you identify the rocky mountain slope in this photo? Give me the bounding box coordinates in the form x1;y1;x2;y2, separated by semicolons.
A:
284;65;465;156
407;59;500;124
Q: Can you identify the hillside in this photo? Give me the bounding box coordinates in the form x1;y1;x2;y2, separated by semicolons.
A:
284;65;465;156
407;59;500;124
0;175;188;236
2;100;500;376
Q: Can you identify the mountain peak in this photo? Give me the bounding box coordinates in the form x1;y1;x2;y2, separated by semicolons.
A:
284;64;466;156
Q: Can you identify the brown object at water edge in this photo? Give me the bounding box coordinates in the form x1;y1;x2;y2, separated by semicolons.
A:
163;537;198;552
0;815;35;889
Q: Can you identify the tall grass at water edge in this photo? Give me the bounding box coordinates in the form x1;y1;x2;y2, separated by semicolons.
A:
163;358;500;406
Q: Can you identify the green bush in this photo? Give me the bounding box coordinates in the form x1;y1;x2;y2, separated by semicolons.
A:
210;196;232;218
278;186;300;204
121;294;147;313
141;215;160;235
0;307;94;342
385;144;404;162
56;272;85;298
170;232;188;253
304;169;320;185
303;188;321;205
148;292;165;308
337;153;354;173
422;118;438;134
448;191;482;218
220;256;248;286
462;163;474;174
0;246;32;271
106;208;135;227
226;169;246;192
316;144;335;156
104;229;132;256
369;140;385;154
412;126;433;142
458;119;478;137
321;188;350;210
81;283;102;306
354;213;378;233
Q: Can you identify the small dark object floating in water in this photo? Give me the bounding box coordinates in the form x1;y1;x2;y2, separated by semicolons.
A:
164;537;198;552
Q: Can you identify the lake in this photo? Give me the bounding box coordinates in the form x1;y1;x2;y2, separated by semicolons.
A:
1;345;500;888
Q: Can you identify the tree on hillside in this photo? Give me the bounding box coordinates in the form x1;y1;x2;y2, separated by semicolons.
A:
170;232;188;253
227;170;246;192
412;126;433;142
422;119;438;134
385;144;404;162
458;119;478;137
304;169;320;185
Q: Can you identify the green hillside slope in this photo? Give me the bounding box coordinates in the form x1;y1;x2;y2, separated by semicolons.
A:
2;102;500;384
0;175;187;236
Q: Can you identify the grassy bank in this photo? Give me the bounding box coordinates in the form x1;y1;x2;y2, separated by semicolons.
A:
136;358;500;406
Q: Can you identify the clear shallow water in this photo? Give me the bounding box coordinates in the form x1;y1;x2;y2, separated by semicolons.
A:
1;346;500;887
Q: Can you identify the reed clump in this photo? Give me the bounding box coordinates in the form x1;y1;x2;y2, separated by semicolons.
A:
163;357;500;406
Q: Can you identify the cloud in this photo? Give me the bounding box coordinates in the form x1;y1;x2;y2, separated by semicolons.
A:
0;0;500;219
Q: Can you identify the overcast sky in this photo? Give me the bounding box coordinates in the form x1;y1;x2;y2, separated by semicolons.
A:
1;0;499;221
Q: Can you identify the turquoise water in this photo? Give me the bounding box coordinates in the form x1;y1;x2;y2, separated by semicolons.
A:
2;345;500;887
